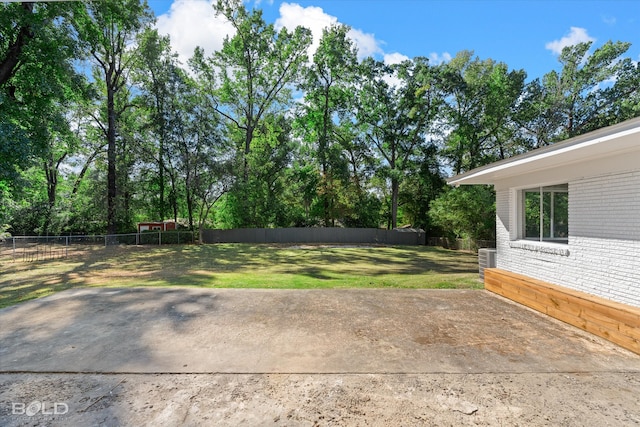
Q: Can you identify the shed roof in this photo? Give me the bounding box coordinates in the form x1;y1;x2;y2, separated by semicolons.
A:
447;116;640;186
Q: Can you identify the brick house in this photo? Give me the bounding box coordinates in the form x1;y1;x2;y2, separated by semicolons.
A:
448;117;640;354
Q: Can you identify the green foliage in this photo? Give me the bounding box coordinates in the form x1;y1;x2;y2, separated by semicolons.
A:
0;113;31;182
342;193;382;228
515;41;638;146
0;2;88;182
357;56;443;228
295;24;359;226
211;0;311;163
429;186;496;240
440;51;526;174
220;114;297;228
1;0;638;238
0;180;16;233
399;144;446;232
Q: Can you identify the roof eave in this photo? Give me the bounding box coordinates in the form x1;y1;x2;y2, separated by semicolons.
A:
447;116;640;186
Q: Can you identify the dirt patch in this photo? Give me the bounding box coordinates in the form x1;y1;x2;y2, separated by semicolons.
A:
2;372;640;426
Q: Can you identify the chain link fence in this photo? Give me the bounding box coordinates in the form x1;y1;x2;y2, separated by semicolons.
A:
0;231;195;263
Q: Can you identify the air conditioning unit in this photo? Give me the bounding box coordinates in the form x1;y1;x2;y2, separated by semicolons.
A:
478;248;497;280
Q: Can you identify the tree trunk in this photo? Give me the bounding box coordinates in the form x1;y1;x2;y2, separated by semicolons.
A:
243;125;254;181
43;160;57;235
45;161;57;211
185;183;194;231
106;80;117;235
158;143;165;220
72;149;99;196
391;176;399;230
0;3;34;87
183;147;194;230
43;152;67;234
155;87;167;221
321;86;331;227
170;176;178;222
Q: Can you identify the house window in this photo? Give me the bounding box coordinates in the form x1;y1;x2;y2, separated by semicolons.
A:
522;185;568;244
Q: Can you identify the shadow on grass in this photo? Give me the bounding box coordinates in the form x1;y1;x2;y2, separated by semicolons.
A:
0;244;479;308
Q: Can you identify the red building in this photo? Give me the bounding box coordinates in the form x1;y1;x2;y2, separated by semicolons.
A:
137;221;176;233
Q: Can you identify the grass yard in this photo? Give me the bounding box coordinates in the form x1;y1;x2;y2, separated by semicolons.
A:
0;244;481;309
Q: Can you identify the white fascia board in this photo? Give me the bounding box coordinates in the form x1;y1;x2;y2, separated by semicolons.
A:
448;118;640;186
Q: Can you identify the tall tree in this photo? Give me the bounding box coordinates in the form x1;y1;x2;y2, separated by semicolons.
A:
358;57;441;229
297;24;358;226
82;0;152;234
440;51;525;174
515;41;636;146
399;143;445;232
158;62;230;231
1;2;86;183
1;2;89;234
134;28;178;221
209;0;311;179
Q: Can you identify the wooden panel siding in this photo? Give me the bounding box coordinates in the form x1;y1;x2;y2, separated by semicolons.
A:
484;268;640;355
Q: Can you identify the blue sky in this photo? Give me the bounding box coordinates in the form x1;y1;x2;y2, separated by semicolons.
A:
148;0;640;81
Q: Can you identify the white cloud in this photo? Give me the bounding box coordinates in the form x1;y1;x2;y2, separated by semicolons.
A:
384;52;410;65
545;27;595;55
275;3;338;57
275;2;383;60
378;53;408;88
157;1;392;66
602;15;616;25
429;52;452;65
155;0;235;66
348;28;383;59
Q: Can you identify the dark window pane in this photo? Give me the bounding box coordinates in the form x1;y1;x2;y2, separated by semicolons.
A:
522;185;568;244
553;192;568;238
524;191;540;239
542;191;551;239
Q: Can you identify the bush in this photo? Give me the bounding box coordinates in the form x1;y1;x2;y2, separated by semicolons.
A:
428;185;496;240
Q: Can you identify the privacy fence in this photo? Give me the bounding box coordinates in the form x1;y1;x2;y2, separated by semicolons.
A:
201;227;426;246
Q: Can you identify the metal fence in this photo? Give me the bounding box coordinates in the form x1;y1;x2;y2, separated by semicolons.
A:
0;231;195;263
201;227;426;246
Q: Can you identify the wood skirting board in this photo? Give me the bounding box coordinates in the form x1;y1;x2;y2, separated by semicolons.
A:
484;268;640;355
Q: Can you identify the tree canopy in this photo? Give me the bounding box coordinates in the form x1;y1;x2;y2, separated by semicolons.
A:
1;0;638;240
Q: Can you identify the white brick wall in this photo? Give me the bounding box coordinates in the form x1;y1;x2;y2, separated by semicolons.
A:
496;171;640;307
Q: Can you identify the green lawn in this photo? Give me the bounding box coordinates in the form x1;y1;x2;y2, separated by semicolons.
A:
0;244;481;309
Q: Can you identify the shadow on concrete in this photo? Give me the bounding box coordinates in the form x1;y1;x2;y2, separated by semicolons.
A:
0;287;220;424
2;287;640;424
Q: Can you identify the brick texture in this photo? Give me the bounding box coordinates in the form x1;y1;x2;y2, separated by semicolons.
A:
496;171;640;307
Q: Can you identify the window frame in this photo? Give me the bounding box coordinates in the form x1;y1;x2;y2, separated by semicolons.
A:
520;184;569;244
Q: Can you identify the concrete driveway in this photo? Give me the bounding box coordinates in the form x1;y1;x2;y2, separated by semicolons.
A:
1;288;640;425
2;287;639;374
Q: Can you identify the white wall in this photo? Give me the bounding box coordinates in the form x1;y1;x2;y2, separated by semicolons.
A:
496;170;640;307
